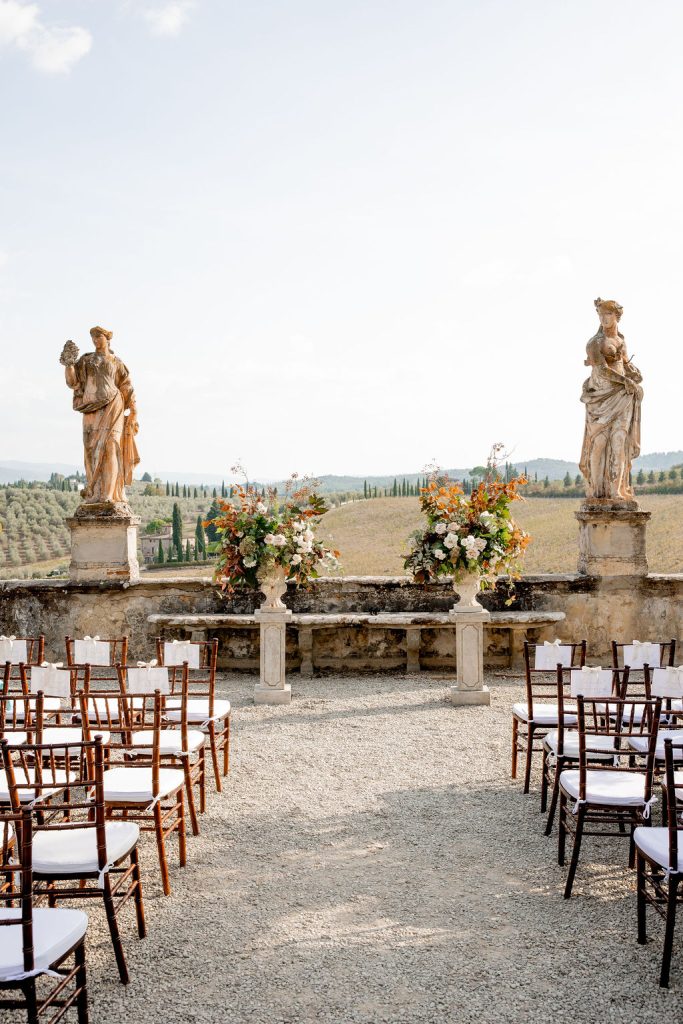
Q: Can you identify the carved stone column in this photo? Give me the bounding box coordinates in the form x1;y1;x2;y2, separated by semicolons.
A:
254;607;292;704
298;626;314;677
575;502;651;576
405;627;421;674
449;605;491;706
66;503;140;583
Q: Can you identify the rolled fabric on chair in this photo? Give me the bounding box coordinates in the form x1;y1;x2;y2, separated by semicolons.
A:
163;640;200;668
624;641;661;669
74;636;111;666
651;666;683;698
534;639;573;670
127;662;170;694
31;663;72;700
0;636;28;665
570;666;613;697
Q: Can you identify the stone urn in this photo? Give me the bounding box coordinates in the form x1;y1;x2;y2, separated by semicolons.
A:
452;570;483;611
257;565;289;610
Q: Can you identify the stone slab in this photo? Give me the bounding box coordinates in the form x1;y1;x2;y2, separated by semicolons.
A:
67;509;141;583
254;684;292;705
576;505;651;576
450;685;491;706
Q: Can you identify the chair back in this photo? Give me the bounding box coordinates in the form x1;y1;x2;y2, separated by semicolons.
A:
0;635;44;668
156;637;218;716
80;690;163;792
523;640;586;719
0;692;43;746
663;739;683;875
576;696;661;804
65;636;128;693
611;639;676;671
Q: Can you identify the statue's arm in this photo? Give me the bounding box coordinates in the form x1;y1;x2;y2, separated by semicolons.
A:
116;361;139;429
64;365;77;389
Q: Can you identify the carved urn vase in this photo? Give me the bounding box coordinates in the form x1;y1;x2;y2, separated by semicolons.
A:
257;565;289;610
452;571;483;612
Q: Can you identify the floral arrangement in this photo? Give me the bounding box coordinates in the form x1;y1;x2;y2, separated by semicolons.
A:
404;454;530;589
209;473;340;595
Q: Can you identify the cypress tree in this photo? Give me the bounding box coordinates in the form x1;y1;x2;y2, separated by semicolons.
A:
172;502;183;557
213;487;217;498
185;539;191;562
221;481;226;498
157;540;164;563
165;481;170;496
195;514;206;556
363;480;367;498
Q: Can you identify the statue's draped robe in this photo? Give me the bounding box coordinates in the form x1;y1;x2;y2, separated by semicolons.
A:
579;350;642;501
72;353;139;503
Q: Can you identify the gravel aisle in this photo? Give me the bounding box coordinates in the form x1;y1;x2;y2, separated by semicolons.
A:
11;674;683;1024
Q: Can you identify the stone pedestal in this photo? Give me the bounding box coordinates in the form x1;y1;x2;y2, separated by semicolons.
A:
448;605;491;706
575;502;651;576
66;503;140;583
254;608;292;705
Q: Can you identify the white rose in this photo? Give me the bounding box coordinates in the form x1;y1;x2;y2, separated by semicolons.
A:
290;553;302;565
443;533;458;549
256;503;267;514
303;528;314;542
264;533;276;545
434;548;447;560
294;521;305;533
273;534;287;548
447;522;460;532
434;522;447;535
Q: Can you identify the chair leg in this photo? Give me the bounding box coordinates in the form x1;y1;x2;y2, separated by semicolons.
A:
511;717;519;779
636;853;647;945
153;803;171;897
75;940;89;1024
182;758;200;837
208;723;222;793
523;725;535;794
545;763;561;837
131;848;146;939
102;876;129;984
24;979;38;1024
222;717;230;775
177;791;187;868
199;748;206;814
540;749;548;813
558;792;567;866
564;806;586;899
660;878;679;988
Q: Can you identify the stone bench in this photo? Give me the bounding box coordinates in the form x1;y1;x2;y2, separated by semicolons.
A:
147;610;566;674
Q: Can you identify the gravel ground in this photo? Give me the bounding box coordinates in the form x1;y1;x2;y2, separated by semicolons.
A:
9;673;683;1024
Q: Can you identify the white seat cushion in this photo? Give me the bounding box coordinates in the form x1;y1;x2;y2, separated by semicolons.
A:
85;696;143;722
544;730;615;760
165;698;230;723
41;727;111;747
33;821;139;876
512;702;577;726
634;826;683;872
629;729;683;760
13;697;62;719
103;766;185;804
0;907;88;981
0;768;76;804
560;768;647;807
0;732;27;747
129;729;205;755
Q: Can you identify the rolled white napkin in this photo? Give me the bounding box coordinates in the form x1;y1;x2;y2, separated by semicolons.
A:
0;636;28;665
127;663;170;695
31;663;71;700
651;666;683;698
74;636;111;666
534;640;572;670
571;666;613;698
164;640;200;669
624;641;661;669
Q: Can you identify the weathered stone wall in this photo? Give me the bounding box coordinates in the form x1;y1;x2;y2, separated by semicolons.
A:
1;573;682;667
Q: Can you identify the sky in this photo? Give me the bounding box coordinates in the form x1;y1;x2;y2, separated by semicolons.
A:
1;0;682;480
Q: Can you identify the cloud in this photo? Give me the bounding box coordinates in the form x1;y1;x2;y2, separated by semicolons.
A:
142;1;195;36
0;0;91;73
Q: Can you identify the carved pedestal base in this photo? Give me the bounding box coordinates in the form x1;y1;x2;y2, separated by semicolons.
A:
576;503;651;576
66;503;140;583
254;608;292;705
448;606;491;707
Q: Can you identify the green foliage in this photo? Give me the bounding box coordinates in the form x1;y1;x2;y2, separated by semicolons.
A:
142;472;152;482
171;502;183;557
157;540;164;563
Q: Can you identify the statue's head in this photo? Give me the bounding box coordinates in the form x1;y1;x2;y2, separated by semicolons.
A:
594;297;623;331
90;326;113;353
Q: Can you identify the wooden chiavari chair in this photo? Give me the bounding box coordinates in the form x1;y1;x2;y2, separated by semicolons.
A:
558;693;661;899
635;738;683;987
80;689;187;897
612;639;676;677
1;737;145;986
155;637;230;792
0;806;88;1024
512;640;587;793
65;636;128;684
118;661;204;836
541;665;619;835
0;692;43;751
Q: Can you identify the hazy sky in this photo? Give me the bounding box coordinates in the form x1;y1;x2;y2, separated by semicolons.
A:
1;0;682;479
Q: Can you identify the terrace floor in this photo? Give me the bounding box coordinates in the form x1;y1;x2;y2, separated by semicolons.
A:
24;674;683;1024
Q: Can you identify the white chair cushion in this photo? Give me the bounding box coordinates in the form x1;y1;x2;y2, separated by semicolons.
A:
129;729;205;755
629;729;683;760
634;826;683;872
0;732;27;747
33;821;139;876
85;696;143;722
0;768;76;804
560;768;647;807
512;702;577;726
0;907;87;981
41;727;111;747
544;730;615;760
103;766;185;803
12;697;62;719
165;698;231;723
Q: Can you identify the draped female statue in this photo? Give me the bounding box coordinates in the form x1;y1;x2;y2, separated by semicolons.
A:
61;327;140;506
579;298;643;504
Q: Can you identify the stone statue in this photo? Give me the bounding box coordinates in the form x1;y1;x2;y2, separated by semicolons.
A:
579;298;643;504
61;327;140;506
